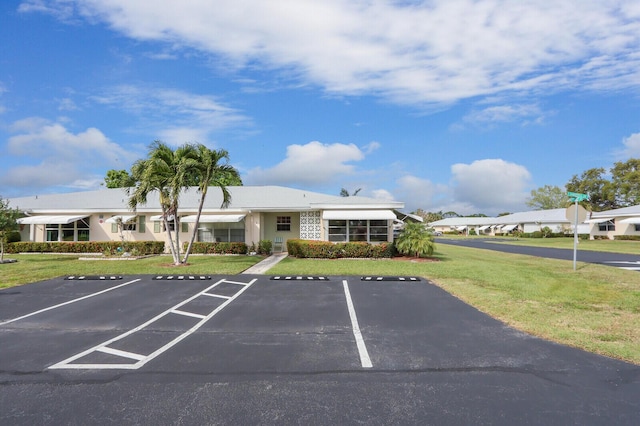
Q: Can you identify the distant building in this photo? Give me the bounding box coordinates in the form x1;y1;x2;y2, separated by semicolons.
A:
429;208;590;236
587;205;640;239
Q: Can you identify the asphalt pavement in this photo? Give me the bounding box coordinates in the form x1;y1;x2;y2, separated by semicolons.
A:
437;238;640;271
1;274;638;424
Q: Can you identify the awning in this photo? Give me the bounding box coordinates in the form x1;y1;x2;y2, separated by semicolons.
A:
322;210;396;220
105;215;136;224
502;224;519;231
619;217;640;224
585;217;613;224
477;225;491;231
181;214;245;223
17;215;88;225
456;226;467;231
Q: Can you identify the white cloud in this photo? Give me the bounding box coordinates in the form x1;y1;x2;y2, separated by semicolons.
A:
92;85;251;145
57;97;79;111
23;0;640;105
392;175;445;211
0;118;139;191
244;141;368;186
616;132;640;159
451;159;531;214
370;189;395;201
462;103;547;126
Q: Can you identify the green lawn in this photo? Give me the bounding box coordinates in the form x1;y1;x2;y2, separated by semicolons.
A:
441;234;640;254
0;254;262;289
2;246;639;365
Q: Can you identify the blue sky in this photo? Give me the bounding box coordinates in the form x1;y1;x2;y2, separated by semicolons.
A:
1;0;639;215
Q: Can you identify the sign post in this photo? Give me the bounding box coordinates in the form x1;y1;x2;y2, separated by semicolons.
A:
566;192;589;271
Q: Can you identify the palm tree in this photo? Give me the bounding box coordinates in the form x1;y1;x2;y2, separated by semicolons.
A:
395;222;435;258
128;141;198;265
182;145;241;264
340;188;362;197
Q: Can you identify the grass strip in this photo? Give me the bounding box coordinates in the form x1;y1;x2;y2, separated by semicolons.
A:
441;235;640;254
0;254;262;288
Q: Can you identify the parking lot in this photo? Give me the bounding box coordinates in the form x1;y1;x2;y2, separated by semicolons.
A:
1;274;639;424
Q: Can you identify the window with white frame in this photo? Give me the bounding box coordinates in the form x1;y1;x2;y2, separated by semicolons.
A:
46;218;90;242
598;220;615;231
276;216;291;231
328;219;389;243
197;221;245;243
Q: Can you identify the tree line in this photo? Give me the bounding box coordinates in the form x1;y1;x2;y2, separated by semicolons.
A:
529;158;640;212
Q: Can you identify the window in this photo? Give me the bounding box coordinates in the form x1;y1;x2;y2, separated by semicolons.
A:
154;218;176;233
369;220;389;242
328;219;389;243
46;218;90;242
199;221;245;243
328;220;347;242
348;220;368;242
123;222;137;232
277;216;291;231
635;224;640;232
598;220;615;232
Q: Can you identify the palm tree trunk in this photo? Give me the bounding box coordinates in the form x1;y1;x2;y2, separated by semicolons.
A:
174;215;181;265
182;192;206;264
163;217;177;263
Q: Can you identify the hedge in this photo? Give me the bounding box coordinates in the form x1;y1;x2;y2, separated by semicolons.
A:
286;239;395;259
183;241;248;255
6;241;165;255
614;235;640;241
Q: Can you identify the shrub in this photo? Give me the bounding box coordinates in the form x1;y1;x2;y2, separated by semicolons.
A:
7;241;165;255
286;239;394;259
5;231;20;243
184;242;248;255
614;235;640;241
395;222;435;258
257;240;272;255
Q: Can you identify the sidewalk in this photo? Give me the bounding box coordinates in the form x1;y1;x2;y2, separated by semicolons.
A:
241;252;288;274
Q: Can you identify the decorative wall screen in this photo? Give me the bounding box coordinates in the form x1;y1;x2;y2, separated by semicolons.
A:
300;211;322;240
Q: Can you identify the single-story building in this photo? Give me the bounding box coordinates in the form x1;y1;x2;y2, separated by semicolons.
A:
587;205;640;240
429;208;590;236
10;186;413;250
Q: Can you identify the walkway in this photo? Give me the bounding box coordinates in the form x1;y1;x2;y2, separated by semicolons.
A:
241;252;288;274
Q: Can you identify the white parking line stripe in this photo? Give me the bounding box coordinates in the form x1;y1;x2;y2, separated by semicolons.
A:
342;280;373;368
172;309;206;319
49;277;258;370
222;279;252;286
97;347;146;361
0;279;141;326
202;292;231;299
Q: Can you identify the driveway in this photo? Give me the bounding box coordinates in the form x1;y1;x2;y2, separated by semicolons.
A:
1;275;638;424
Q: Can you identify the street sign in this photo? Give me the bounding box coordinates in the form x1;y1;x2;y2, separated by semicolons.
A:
567;191;589;202
566;204;588;223
567;192;590;271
